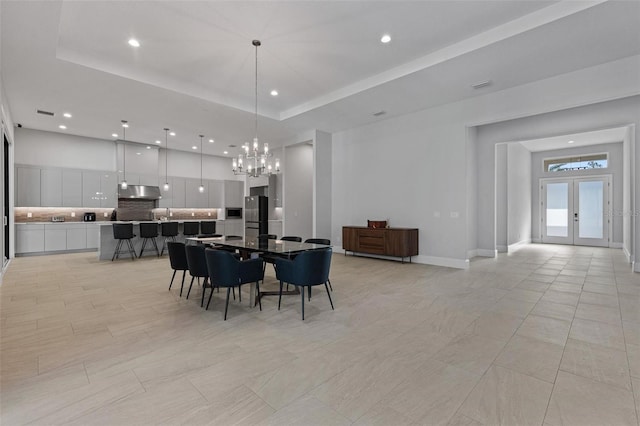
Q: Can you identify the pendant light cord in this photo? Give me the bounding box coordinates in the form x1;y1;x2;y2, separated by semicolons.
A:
253;40;260;143
121;120;127;181
199;135;204;185
164;128;169;183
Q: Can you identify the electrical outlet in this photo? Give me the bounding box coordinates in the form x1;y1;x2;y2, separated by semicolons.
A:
71;212;75;217
191;212;195;217
27;212;32;218
170;212;173;217
208;212;211;216
104;212;108;217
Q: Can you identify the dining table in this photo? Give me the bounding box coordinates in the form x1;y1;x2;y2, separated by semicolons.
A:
186;236;332;307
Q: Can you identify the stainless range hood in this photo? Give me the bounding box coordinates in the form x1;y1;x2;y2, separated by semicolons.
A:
118;185;161;200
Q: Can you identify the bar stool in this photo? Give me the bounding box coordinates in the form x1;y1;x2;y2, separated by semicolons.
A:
112;223;136;261
198;221;220;238
139;222;160;257
183;221;200;244
160;221;179;256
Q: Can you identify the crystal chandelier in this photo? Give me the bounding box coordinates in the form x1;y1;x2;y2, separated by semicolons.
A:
232;40;279;178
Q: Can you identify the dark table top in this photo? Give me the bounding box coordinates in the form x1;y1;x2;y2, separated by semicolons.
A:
187;236;331;256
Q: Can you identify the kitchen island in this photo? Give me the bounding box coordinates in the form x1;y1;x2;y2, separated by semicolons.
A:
98;220;219;260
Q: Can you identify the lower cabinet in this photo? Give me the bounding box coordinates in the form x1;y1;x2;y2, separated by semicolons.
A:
342;226;419;261
16;224;45;253
16;223;98;254
224;219;244;237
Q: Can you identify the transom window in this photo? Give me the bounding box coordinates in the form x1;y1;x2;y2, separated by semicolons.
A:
544;153;608;172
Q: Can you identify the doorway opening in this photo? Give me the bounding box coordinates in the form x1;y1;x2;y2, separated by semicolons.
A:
541;175;611;247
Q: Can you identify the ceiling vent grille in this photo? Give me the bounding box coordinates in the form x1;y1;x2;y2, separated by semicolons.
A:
36;109;55;116
373;111;386;116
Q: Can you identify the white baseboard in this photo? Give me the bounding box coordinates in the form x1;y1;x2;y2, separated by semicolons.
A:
496;245;508;253
508;239;531;251
419;255;469;269
467;249;478;259
476;249;497;258
623;247;632;263
609;242;623;249
532;238;542;243
634;261;639;273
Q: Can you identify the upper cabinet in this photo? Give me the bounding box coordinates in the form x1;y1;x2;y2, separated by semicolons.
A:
40;168;62;207
171;177;186;208
62;170;82;207
81;171;102;208
208;180;224;208
185;179;208;208
224;180;244;208
100;172;118;208
16;166;41;207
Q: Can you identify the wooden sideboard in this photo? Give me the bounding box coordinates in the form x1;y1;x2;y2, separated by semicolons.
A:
342;226;418;263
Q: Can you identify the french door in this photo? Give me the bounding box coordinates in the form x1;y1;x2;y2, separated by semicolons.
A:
541;176;610;247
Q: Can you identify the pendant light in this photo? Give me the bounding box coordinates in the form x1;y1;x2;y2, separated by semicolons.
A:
198;134;205;193
163;128;170;191
120;120;128;189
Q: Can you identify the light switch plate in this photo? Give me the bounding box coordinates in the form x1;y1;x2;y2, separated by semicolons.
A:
27;212;32;218
104;212;108;217
71;212;75;217
191;212;195;216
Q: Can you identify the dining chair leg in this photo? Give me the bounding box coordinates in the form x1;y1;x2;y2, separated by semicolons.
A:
324;282;334;310
201;277;209;308
180;271;186;297
278;280;283;310
301;286;305;320
328;279;333;291
308;286;311;301
186;276;195;299
238;284;242;302
232;287;236;300
206;284;215;310
256;281;262;311
224;287;231;321
169;270;177;290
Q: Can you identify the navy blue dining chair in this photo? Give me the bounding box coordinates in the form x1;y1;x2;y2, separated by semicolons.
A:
204;249;264;320
304;238;332;291
274;248;333;320
167;241;189;296
185;244;213;307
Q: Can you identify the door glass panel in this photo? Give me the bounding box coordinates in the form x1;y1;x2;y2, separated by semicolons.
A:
546;183;569;237
578;181;604;239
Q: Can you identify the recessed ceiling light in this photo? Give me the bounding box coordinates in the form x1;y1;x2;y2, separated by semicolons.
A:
270;90;278;96
58;125;67;129
155;140;161;144
63;112;72;118
568;140;575;144
169;132;176;136
112;133;118;138
223;151;228;155
128;38;140;47
192;146;197;150
136;152;141;155
380;34;391;43
209;139;214;143
146;146;151;149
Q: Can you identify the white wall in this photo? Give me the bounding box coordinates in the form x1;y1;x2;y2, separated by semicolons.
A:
495;144;508;251
530;142;624;244
158;148;239;181
332;55;639;268
507;143;532;246
314;130;332;240
284;143;313;240
466;127;478;257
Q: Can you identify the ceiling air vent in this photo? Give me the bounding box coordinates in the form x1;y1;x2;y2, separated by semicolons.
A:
36;109;55;116
471;80;492;90
373;110;386;117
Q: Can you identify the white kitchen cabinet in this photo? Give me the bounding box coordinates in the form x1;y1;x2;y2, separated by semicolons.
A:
44;225;67;251
186;179;208;208
100;172;118;208
171;177;186;208
15;224;45;253
86;223;99;249
66;224;88;250
139;174;159;186
16;166;41;207
62;170;83;207
215;220;225;236
268;221;283;238
118;172;140;186
82;171;102;208
224;219;243;237
224;180;244;208
208;180;224;208
40;168;63;207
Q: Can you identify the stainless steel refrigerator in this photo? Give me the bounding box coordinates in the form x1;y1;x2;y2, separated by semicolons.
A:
244;195;268;238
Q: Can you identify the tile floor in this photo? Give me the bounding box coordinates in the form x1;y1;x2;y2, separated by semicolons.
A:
1;244;639;425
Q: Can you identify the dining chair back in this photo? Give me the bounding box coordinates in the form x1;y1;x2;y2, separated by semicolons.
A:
205;249;265;320
274;248;333;320
280;236;302;242
185;244;210;306
167;241;189;296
